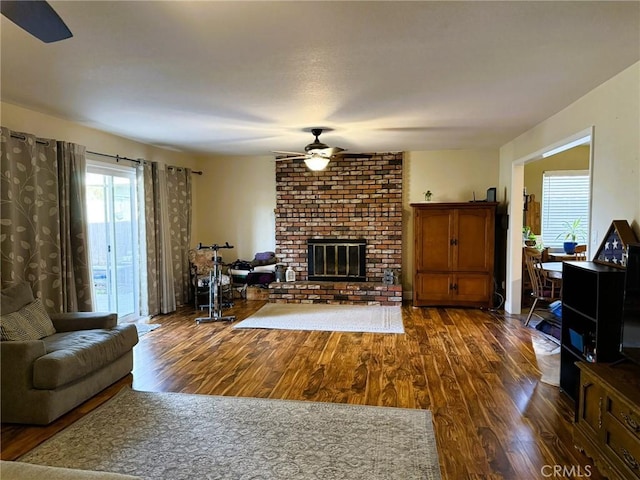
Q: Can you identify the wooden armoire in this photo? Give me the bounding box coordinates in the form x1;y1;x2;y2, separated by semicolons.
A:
412;202;497;307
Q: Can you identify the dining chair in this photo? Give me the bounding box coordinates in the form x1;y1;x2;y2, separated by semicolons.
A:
574;244;587;260
523;247;562;326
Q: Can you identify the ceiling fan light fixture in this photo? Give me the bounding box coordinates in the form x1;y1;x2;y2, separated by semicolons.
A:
304;156;330;171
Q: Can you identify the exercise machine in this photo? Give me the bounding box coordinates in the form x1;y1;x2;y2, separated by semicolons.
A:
194;242;236;323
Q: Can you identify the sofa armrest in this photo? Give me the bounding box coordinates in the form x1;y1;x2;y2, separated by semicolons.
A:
1;340;46;391
49;312;118;332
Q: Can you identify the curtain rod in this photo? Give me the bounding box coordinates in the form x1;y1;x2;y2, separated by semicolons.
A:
167;166;203;175
10;133;50;145
87;150;203;175
87;150;141;165
9;136;203;175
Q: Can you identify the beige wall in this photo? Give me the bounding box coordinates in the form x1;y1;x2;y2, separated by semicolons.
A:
403;149;500;295
1;102;199;169
524;145;590;204
191;148;501;288
499;61;640;313
1;101;203;247
191;155;276;261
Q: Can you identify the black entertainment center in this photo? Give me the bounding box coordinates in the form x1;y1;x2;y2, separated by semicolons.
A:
570;243;640;480
620;243;640;364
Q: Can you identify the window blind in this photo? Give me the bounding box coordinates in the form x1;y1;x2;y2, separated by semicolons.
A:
541;170;590;248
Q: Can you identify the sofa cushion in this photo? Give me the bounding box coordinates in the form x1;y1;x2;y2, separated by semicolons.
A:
0;281;35;314
1;299;56;341
33;324;138;389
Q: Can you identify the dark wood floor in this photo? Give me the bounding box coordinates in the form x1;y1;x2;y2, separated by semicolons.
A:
2;300;603;479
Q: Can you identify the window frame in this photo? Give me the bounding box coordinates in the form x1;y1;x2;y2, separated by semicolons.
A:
540;169;590;249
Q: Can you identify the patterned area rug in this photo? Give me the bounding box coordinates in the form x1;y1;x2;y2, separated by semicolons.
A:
19;388;441;480
234;303;404;333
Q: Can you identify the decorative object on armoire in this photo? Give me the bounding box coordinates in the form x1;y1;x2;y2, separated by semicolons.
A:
593;220;638;268
411;202;498;308
423;190;433;201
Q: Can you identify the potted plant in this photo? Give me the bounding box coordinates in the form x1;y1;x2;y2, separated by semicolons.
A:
423;190;433;202
557;218;586;254
522;226;537;246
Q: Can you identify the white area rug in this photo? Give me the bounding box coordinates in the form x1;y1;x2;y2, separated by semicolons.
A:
531;333;560;387
234;302;404;333
19;387;442;480
134;323;160;337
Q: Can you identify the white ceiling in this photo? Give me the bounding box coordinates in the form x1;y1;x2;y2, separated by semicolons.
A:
1;1;639;156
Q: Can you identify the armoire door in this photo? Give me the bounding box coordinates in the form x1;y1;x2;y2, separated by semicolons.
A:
415;208;453;272
455;208;494;271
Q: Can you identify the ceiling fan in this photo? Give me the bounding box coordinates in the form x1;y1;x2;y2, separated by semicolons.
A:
274;128;348;171
1;1;72;43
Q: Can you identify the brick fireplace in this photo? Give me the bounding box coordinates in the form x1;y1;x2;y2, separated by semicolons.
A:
307;238;367;282
272;152;403;305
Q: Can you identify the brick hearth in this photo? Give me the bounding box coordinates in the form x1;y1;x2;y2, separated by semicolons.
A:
274;152;403;305
268;281;402;306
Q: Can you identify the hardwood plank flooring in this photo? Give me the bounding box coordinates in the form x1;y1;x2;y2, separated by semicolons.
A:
1;301;603;479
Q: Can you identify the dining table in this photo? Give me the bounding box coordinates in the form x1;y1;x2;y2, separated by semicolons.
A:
548;252;577;261
540;261;564;280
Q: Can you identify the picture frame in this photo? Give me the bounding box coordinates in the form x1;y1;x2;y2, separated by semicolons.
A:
593;220;638;268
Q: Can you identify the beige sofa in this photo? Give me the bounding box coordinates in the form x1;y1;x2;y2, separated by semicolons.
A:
0;282;138;425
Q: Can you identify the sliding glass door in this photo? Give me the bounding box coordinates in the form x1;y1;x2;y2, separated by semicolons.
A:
86;163;139;320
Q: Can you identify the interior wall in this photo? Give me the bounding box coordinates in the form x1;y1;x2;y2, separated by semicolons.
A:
191;148;501;293
499;61;640;313
192;154;276;262
403;149;500;296
1;101;202;248
524;145;590;203
0;102;198;168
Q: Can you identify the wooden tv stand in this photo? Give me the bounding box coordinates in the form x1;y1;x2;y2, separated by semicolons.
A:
574;361;640;480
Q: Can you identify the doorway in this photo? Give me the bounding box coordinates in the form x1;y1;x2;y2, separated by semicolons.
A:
506;127;594;314
86;163;140;320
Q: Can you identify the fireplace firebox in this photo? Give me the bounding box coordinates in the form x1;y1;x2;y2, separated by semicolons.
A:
307;239;366;282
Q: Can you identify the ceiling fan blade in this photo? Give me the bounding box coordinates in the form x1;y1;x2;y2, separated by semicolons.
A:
1;1;72;43
310;146;345;157
338;152;373;158
275;155;307;161
327;147;345;156
273;150;305;156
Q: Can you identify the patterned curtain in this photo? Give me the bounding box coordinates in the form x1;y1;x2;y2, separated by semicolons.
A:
166;167;192;307
138;162;191;315
56;141;92;311
0;127;93;312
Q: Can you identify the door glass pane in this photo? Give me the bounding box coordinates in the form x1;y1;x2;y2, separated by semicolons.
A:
113;176;135;317
86;173;110;312
86;168;139;319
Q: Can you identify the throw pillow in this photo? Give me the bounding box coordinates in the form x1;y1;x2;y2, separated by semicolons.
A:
0;298;56;341
0;281;35;314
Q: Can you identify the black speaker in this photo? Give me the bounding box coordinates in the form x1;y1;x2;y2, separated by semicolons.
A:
486;187;496;203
